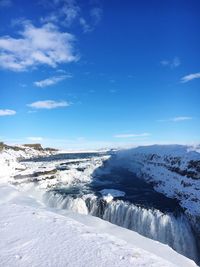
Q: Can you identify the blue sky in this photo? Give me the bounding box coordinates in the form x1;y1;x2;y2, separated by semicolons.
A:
0;0;200;149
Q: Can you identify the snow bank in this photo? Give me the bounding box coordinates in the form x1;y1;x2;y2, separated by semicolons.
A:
0;185;197;267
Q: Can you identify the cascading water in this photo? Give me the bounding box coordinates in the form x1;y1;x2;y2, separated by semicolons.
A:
44;191;89;215
102;200;197;261
44;191;198;262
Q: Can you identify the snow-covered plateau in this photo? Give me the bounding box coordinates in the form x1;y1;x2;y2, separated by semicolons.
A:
0;142;199;267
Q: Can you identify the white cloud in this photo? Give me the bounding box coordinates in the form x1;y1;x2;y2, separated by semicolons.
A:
0;0;12;7
0;109;16;116
27;100;70;109
34;74;72;88
41;0;80;26
180;72;200;83
160;57;181;68
40;13;59;24
171;116;193;122
114;133;150;138
27;137;43;141
61;1;80;25
0;22;78;71
158;116;193;122
42;1;102;33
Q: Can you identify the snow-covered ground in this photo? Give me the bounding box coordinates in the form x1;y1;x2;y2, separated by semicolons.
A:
0;145;56;184
0;144;199;267
0;184;197;267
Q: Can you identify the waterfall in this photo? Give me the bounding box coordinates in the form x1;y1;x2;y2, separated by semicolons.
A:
44;191;198;262
102;200;197;261
44;191;88;215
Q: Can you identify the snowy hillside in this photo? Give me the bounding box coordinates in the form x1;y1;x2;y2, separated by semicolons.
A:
0;143;57;183
0;143;199;267
107;145;200;233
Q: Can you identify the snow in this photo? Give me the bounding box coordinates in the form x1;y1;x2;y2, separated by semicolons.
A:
100;189;126;202
102;194;114;203
0;184;197;267
111;145;200;218
0;145;56;184
0;145;109;191
0;144;199;267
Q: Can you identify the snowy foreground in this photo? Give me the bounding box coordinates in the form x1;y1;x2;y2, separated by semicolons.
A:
0;185;197;267
0;144;199;267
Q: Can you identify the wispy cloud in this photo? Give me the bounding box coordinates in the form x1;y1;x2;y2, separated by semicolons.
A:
0;22;78;71
90;7;103;25
158;116;193;122
180;72;200;83
171;116;193;122
56;69;68;74
79;7;103;33
114;133;150;138
60;0;80;26
0;0;12;8
40;0;80;25
41;0;102;34
27;100;70;109
0;109;16;116
79;18;92;33
27;137;43;141
160;57;181;68
34;74;72;88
